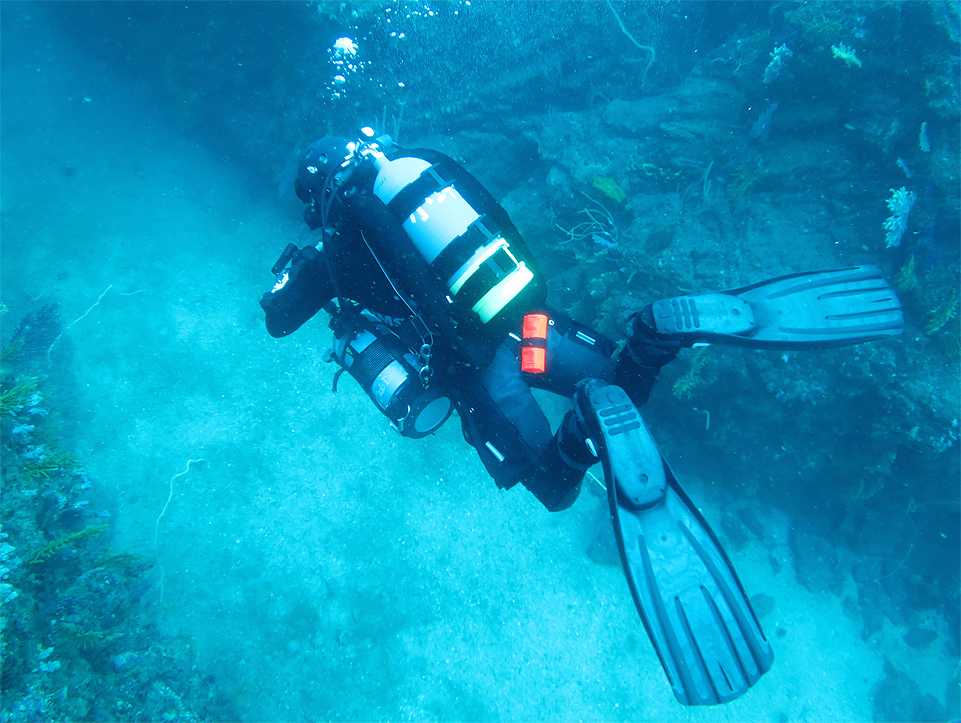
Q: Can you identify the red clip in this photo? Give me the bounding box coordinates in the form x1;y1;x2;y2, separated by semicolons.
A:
522;313;548;340
520;313;549;373
521;346;546;373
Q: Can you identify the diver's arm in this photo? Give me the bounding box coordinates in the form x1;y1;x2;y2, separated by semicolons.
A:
260;245;333;337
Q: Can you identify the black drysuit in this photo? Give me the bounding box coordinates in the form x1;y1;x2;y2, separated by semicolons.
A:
261;147;667;510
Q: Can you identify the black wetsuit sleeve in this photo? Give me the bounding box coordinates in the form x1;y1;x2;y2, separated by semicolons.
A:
260;245;333;337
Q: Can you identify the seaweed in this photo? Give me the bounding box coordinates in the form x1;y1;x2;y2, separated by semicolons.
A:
29;524;109;565
21;450;78;482
727;166;762;203
924;290;959;335
592;175;627;203
672;348;709;399
0;377;38;414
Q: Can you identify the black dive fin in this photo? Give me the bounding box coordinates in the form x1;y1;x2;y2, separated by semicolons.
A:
577;381;773;705
651;265;903;349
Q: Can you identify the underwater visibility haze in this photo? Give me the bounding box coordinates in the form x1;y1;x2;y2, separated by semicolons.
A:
1;1;959;721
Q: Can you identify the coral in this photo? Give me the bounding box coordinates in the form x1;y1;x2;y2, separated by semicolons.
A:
896;156;913;179
895;255;918;292
21;451;78;482
61;624;123;651
1;377;39;414
831;42;862;69
936;322;961;359
1;337;25;363
919;121;931;152
784;3;844;38
845;474;885;503
882;187;916;248
154;458;206;607
923;74;960;117
555;193;621;255
605;0;655;89
1;366;231;720
763;43;793;84
627;158;682;184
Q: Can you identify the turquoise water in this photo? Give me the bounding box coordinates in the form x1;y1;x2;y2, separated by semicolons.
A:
1;2;958;721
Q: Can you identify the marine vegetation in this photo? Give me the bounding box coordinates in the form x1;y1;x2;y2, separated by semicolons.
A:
1;308;234;722
894;255;918;292
592;175;627;203
924;290;959;335
29;524;109;565
672;348;709;400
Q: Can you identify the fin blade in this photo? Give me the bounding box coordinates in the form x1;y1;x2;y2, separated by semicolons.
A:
651;265;904;349
576;380;773;705
738;265;904;347
612;479;774;705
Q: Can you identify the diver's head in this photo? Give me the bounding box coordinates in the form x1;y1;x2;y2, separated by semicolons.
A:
294;136;352;208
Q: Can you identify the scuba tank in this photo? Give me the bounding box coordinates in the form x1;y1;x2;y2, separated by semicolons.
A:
364;142;536;326
324;310;453;439
309;129;545;367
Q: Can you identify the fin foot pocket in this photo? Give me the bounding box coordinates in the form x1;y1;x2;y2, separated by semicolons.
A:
580;381;665;510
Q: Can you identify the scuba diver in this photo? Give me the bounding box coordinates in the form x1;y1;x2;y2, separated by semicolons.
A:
260;129;904;706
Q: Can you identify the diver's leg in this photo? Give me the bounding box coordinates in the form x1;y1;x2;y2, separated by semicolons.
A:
526;305;679;407
517;306;678;408
524;309;618;397
525;408;598;511
449;343;594;511
614;307;680;406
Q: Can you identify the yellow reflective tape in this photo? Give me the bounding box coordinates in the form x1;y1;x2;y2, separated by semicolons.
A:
472;263;534;323
447;237;508;295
